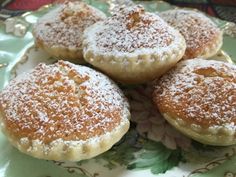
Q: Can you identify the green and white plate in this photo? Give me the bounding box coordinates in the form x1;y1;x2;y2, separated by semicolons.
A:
1;1;236;177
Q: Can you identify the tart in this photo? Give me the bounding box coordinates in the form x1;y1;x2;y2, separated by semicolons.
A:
160;9;223;59
153;58;236;146
83;5;186;84
0;61;130;161
33;1;106;62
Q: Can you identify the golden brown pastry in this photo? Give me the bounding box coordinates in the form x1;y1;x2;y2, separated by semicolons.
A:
160;9;223;59
33;1;106;62
83;5;186;84
153;58;236;146
0;61;130;161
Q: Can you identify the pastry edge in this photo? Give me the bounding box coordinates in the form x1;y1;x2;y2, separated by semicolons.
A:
162;112;236;146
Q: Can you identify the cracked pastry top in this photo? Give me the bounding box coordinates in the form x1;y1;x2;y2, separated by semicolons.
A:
33;1;106;62
160;9;223;59
83;5;186;84
153;58;236;146
0;60;130;161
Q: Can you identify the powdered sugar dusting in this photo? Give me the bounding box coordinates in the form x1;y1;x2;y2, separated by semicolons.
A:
160;9;222;58
154;59;236;131
34;1;106;49
83;5;184;57
0;61;129;144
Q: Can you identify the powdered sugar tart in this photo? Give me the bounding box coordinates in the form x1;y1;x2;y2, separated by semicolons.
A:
153;58;236;146
0;60;130;161
160;9;223;59
83;5;186;84
1;1;236;177
33;1;106;63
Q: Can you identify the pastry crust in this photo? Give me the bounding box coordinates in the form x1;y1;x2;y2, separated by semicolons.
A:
153;58;236;146
33;1;106;63
0;61;130;161
160;9;223;59
83;5;186;84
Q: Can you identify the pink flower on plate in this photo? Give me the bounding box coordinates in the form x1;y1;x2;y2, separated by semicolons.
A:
124;85;191;150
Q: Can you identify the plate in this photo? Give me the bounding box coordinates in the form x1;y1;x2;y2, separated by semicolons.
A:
1;1;236;177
